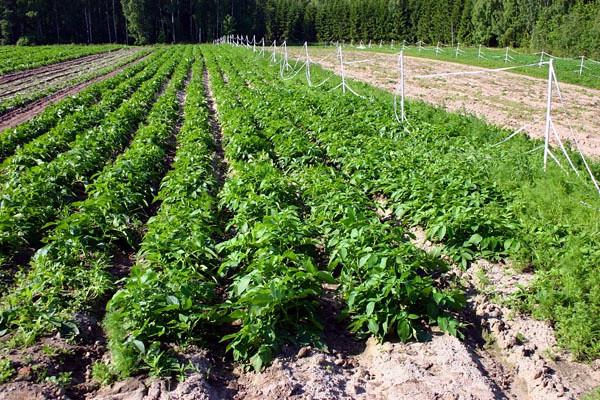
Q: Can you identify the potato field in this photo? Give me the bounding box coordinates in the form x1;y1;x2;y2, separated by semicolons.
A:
0;44;598;400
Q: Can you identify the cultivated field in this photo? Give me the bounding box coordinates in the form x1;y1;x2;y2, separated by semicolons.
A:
0;44;599;400
286;46;600;158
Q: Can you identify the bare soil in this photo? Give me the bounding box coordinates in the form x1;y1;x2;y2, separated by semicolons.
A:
0;52;150;131
287;48;600;158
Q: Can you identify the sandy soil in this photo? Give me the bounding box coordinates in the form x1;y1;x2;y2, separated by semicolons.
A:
286;48;600;158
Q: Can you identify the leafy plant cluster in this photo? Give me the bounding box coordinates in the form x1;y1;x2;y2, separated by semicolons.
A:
0;47;181;264
204;51;332;372
214;50;464;342
0;48;158;162
104;52;223;377
0;49;169;183
0;46;194;345
237;46;600;359
0;48;153;115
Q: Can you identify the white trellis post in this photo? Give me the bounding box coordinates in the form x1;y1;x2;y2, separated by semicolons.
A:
283;40;290;70
579;56;585;76
478;44;483;59
253;35;256;52
338;45;347;94
271;40;277;63
368;40;372;48
435;41;441;55
543;59;554;171
418;40;423;53
455;43;460;58
304;41;312;86
504;47;509;63
261;38;265;56
539;51;545;67
391;39;394;49
394;51;407;123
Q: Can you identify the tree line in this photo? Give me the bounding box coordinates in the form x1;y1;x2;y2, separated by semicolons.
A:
1;0;599;57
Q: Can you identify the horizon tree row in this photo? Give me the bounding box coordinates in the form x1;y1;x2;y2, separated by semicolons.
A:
0;0;599;57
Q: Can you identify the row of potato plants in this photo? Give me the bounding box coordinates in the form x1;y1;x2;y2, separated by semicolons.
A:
204;50;335;372
242;49;519;268
0;48;158;161
0;47;182;265
273;51;600;359
0;47;195;346
0;49;170;182
103;54;223;377
242;48;600;359
0;49;152;116
0;44;125;75
214;49;464;344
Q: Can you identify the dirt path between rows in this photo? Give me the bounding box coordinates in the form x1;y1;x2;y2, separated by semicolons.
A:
0;52;150;131
287;48;600;158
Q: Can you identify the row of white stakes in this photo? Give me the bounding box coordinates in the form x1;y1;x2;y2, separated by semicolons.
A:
216;37;600;196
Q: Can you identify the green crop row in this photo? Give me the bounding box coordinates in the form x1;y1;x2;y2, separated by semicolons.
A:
230;46;600;360
214;49;464;343
0;46;194;346
103;52;223;377
0;47;181;265
0;48;157;161
0;49;169;182
204;50;334;372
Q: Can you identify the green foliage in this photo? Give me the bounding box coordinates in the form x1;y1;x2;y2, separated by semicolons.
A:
0;358;14;384
91;362;119;386
0;46;192;345
105;51;223;377
218;46;600;360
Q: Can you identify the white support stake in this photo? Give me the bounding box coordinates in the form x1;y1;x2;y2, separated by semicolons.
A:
543;59;554;171
455;43;460;58
579;56;585;76
505;47;509;63
304;41;312;86
271;40;277;64
338;46;347;94
395;51;407;123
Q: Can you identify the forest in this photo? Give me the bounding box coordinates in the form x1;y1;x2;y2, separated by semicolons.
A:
0;0;599;57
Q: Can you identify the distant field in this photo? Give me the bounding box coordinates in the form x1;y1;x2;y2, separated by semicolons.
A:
318;43;600;90
0;44;125;75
